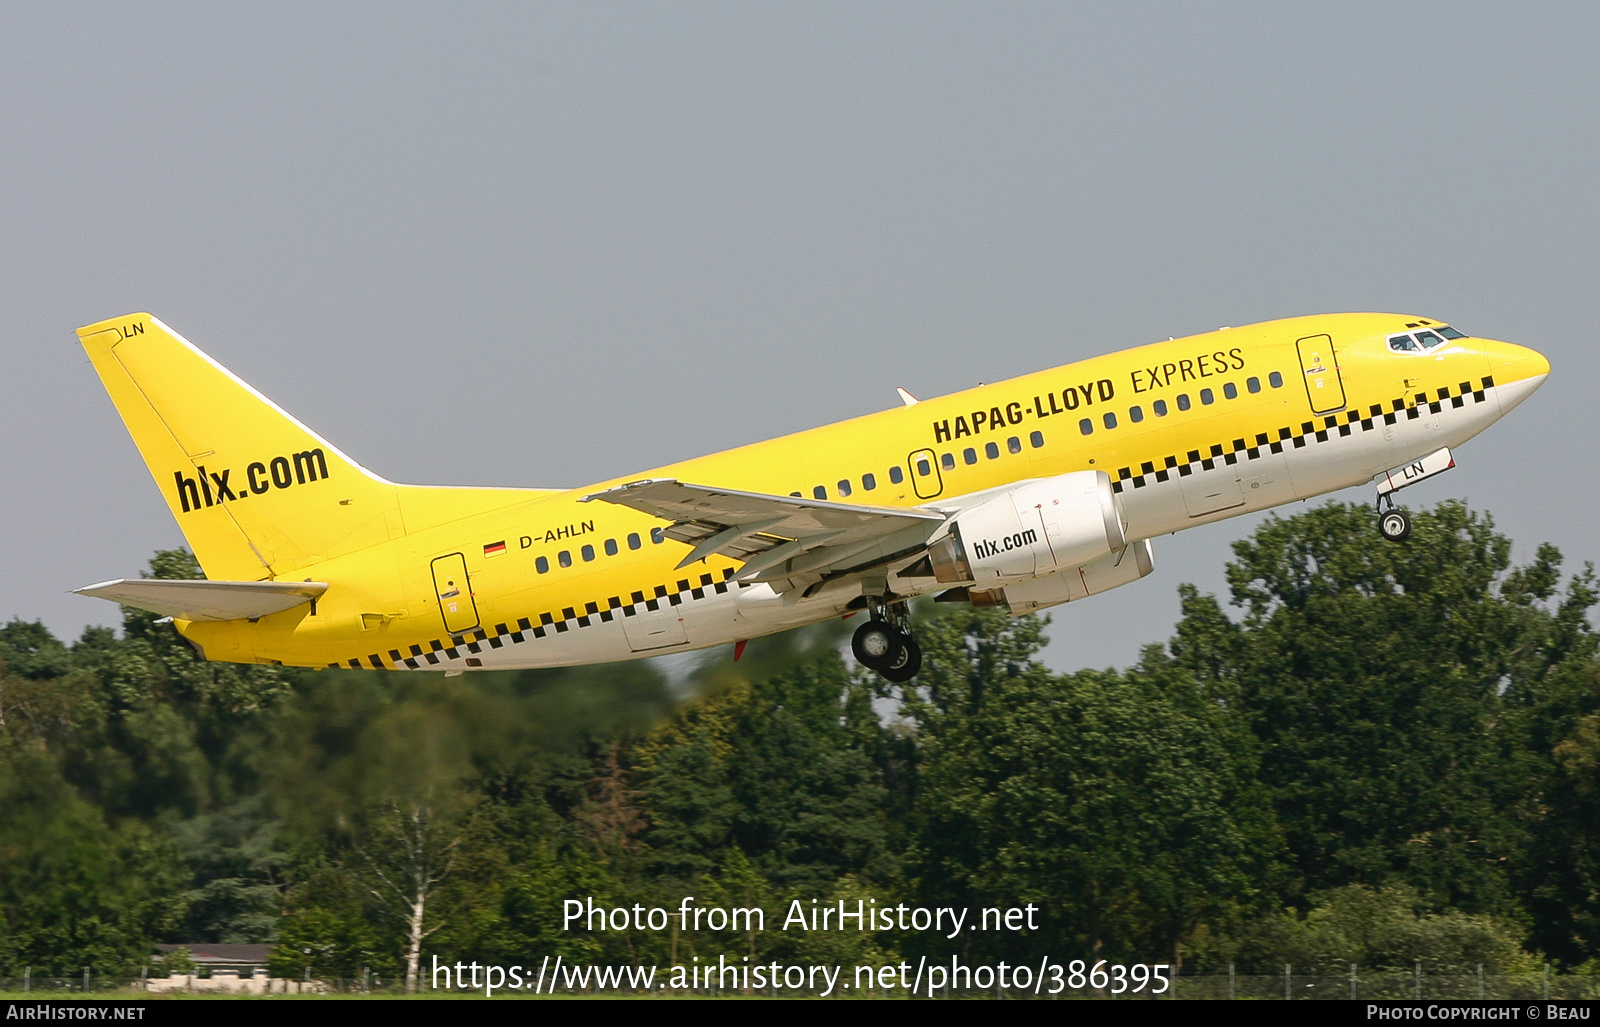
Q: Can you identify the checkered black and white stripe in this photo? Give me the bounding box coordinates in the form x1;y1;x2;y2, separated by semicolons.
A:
340;376;1496;670
333;566;740;671
1111;377;1494;494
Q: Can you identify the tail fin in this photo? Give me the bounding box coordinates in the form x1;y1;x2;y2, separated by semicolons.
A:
79;314;545;580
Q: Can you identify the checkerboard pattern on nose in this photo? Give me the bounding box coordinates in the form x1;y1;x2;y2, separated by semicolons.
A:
1111;378;1493;493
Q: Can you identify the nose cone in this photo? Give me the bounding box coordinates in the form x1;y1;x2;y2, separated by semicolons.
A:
1484;339;1548;383
1488;341;1551;384
1483;340;1549;414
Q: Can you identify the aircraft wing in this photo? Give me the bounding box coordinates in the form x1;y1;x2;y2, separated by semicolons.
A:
581;479;946;589
74;578;328;622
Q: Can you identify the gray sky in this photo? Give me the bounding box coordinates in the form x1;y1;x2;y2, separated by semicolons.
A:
4;2;1595;672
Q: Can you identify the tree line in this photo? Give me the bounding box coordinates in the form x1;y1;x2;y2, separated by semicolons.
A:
0;500;1596;989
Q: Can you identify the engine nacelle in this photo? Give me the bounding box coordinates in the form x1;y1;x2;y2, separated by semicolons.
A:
989;538;1154;615
928;470;1126;589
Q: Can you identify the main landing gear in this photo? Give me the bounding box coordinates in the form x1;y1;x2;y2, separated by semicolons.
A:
852;600;921;682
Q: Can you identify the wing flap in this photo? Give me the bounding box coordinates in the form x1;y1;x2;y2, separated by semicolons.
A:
74;578;328;622
582;479;947;589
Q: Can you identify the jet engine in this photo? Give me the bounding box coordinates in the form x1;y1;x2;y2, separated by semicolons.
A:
987;538;1155;615
927;470;1125;588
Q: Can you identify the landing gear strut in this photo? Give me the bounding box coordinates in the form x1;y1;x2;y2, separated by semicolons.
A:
851;599;922;682
1374;447;1455;543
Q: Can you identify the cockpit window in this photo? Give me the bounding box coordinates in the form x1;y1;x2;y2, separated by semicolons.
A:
1389;326;1462;353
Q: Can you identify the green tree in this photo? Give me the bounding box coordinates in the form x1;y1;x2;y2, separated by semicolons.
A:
901;609;1278;965
0;620;70;680
726;654;895;893
1195;883;1538;975
1174;501;1597;918
1523;699;1600;965
267;675;482;991
167;795;287;943
0;745;186;975
268;864;386;980
56;549;295;820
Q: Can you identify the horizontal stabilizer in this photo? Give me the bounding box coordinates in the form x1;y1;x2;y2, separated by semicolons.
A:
74;578;328;622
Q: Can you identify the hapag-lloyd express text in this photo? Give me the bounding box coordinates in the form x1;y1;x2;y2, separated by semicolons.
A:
929;346;1247;444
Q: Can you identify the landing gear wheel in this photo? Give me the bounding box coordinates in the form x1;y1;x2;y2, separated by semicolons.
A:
1379;509;1412;542
880;633;922;683
852;620;903;670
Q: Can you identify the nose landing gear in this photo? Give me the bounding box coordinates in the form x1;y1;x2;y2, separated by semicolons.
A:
851;599;922;682
1378;505;1412;542
1374;446;1455;543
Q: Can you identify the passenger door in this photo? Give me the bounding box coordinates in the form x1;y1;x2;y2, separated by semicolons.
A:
430;553;480;635
1296;333;1347;414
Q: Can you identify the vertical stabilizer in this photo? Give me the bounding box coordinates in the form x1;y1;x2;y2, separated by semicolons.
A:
79;314;408;580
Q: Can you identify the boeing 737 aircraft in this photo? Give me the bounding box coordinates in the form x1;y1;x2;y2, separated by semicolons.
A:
73;313;1548;681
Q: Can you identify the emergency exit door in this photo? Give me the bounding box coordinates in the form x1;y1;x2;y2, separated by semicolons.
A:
431;553;480;635
908;448;943;499
1296;334;1347;415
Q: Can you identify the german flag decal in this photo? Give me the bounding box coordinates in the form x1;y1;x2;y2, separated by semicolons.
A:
483;540;507;558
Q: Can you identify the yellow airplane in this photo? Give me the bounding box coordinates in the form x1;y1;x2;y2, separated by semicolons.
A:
73;312;1548;681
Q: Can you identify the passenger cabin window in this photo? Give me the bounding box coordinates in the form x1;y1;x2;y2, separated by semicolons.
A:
1029;430;1044;448
1130;405;1143;423
837;479;852;497
813;485;828;500
582;544;595;562
890;466;905;484
1102;411;1117;429
863;472;877;490
605;538;618;556
941;453;956;471
1153;399;1168;416
628;533;641;550
915;458;930;476
1007;436;1022;453
1200;388;1214;405
985;441;999;459
559;550;572;568
1247;376;1261;393
536;556;549;574
1079;418;1094;435
963;447;978;465
1224;382;1238;399
651;527;665;544
1269;371;1284;388
1177;394;1192;411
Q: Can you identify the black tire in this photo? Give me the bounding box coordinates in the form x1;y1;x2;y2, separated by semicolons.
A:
852;620;902;670
881;634;922;683
1378;509;1412;542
